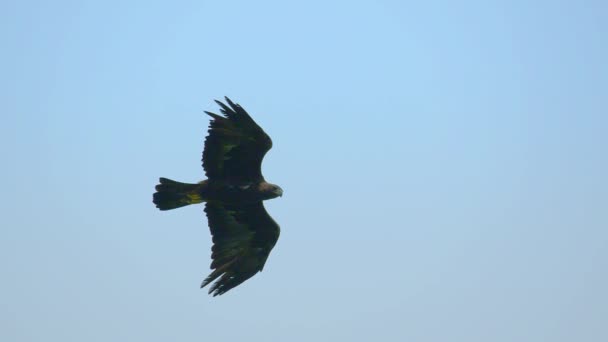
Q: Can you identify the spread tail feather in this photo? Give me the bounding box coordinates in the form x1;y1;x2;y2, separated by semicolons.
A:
153;177;204;210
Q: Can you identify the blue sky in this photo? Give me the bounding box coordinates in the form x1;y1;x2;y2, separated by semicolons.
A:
2;0;607;341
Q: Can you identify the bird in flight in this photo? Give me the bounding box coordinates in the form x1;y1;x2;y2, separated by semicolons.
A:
153;97;282;296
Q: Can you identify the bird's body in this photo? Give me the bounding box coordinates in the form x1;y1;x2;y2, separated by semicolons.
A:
153;97;282;296
154;178;281;209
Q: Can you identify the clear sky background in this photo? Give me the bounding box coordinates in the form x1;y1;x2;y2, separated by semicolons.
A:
1;0;607;341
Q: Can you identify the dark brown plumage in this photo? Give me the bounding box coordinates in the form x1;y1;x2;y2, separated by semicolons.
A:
153;97;282;296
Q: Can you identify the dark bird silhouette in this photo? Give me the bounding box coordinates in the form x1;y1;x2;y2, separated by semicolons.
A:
153;97;282;296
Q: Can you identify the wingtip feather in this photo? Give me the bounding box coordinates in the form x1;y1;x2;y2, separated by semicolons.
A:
204;111;224;120
214;99;232;115
224;96;237;109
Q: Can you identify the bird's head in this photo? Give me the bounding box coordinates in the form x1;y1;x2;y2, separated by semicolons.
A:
260;182;283;200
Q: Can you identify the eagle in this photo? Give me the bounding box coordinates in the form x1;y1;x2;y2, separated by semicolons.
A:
153;97;282;296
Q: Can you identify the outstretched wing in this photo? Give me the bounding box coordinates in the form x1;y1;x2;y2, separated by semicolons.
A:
202;201;280;296
203;97;273;183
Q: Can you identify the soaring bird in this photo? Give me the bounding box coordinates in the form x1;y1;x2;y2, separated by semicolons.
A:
153;97;282;296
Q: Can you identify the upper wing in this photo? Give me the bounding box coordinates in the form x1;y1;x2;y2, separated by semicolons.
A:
202;201;280;296
203;97;273;183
